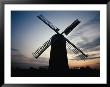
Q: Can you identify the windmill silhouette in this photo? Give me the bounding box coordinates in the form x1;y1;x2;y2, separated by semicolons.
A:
32;14;88;73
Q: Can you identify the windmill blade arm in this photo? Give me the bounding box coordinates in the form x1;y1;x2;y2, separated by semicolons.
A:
65;38;87;57
32;38;51;59
37;15;59;33
61;19;80;35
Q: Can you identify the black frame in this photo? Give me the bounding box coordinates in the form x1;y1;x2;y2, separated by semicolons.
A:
0;0;109;87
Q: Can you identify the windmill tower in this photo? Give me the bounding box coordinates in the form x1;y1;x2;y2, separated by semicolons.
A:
32;14;88;73
49;34;69;73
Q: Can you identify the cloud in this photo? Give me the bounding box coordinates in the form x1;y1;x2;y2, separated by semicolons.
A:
66;36;100;61
79;37;100;50
67;16;100;53
70;57;100;61
68;15;100;45
78;15;100;30
66;36;100;54
11;48;49;69
11;48;19;52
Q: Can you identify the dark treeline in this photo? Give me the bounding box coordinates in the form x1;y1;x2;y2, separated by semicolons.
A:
11;66;100;77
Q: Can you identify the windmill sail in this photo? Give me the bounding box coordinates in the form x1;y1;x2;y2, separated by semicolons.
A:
33;14;87;61
66;40;87;60
37;15;59;33
66;42;79;54
63;19;80;35
32;39;51;59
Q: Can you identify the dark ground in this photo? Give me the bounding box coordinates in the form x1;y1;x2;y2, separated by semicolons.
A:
11;66;100;77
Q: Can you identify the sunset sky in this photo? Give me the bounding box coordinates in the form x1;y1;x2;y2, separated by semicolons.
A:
11;11;100;69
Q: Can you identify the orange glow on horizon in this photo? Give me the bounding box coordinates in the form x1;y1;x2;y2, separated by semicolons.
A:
68;58;100;69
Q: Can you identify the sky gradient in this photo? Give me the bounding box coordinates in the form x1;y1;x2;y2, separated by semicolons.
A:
11;11;100;69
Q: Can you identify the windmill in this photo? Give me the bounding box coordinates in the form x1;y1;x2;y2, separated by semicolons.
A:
32;14;88;72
